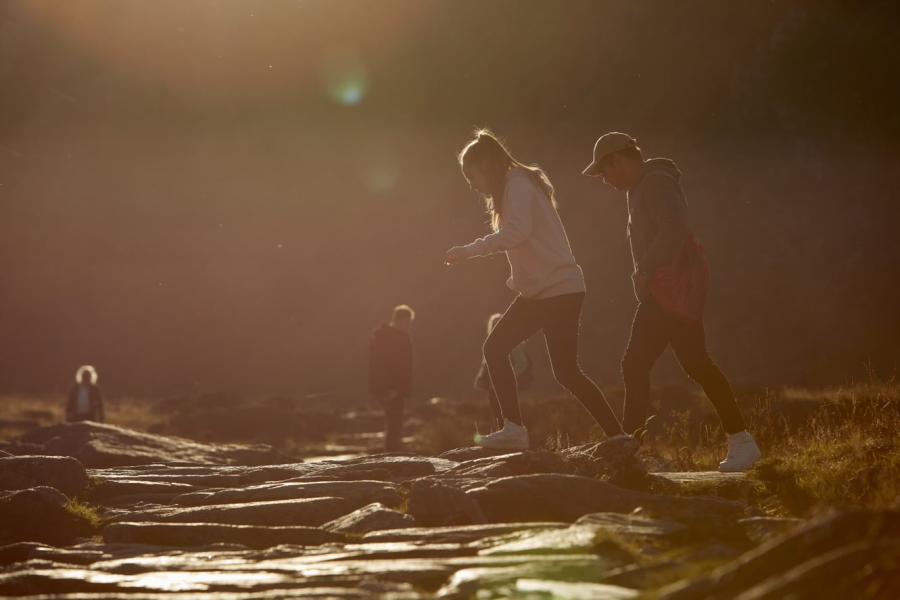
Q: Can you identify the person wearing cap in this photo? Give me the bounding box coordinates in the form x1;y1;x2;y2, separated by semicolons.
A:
582;133;761;472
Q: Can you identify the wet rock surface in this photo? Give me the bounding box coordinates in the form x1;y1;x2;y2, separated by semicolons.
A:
0;456;89;497
0;423;894;597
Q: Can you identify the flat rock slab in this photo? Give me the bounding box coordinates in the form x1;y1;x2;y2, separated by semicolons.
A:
15;422;289;468
108;497;357;527
478;524;611;556
104;522;345;549
363;523;568;545
651;471;758;500
0;487;95;545
653;472;747;484
468;474;745;528
173;480;401;508
436;558;628;599
323;502;415;535
444;451;570;479
575;512;688;539
515;579;639;599
0;455;89;497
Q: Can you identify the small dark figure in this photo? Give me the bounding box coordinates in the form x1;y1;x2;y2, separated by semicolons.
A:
66;365;104;423
474;313;533;433
368;305;414;452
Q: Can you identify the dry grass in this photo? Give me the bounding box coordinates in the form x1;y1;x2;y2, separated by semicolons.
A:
641;381;900;516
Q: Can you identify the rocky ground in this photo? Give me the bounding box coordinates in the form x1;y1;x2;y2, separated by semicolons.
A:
1;422;898;599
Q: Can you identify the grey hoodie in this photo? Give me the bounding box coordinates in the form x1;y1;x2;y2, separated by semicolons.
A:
626;158;691;274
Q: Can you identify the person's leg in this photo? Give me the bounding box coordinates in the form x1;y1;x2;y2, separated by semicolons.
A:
669;319;746;434
541;293;625;437
487;388;504;432
378;393;404;452
621;301;671;435
483;296;543;426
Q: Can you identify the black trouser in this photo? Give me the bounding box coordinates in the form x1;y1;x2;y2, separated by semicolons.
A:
621;299;746;435
375;393;405;451
486;388;503;432
483;292;624;437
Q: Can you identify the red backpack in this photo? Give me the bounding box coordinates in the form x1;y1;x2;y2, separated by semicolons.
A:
648;234;710;322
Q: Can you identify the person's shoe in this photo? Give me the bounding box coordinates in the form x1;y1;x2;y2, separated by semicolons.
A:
591;433;641;462
718;431;762;472
474;419;529;450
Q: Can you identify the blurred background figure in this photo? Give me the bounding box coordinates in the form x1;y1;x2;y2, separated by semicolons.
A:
368;305;414;452
474;313;533;433
66;365;104;423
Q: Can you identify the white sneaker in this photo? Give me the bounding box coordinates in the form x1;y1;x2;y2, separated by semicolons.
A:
474;419;529;450
718;431;762;472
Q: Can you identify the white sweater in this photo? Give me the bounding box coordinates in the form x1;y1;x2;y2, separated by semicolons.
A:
463;168;586;299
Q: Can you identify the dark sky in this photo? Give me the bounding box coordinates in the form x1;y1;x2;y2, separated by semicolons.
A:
2;0;899;399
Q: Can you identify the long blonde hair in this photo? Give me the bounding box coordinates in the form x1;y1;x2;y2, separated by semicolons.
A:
458;129;557;230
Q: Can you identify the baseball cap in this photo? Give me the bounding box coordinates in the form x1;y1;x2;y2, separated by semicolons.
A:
582;132;638;176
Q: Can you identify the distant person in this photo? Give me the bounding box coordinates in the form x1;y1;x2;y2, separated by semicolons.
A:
582;132;761;472
368;305;414;452
474;313;533;433
445;130;628;451
66;365;104;423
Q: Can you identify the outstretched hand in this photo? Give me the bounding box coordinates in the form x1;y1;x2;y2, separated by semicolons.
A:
444;246;468;266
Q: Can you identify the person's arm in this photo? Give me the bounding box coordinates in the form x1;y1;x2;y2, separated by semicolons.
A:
638;174;691;274
461;175;534;258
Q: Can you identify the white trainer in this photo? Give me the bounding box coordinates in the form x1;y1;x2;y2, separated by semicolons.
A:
718;431;762;472
475;419;529;450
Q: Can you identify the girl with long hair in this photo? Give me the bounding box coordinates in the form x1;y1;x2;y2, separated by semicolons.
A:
446;130;627;449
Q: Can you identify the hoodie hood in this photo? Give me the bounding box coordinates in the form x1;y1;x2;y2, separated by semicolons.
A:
642;157;681;182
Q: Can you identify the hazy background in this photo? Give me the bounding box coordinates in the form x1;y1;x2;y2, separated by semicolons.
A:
2;0;899;402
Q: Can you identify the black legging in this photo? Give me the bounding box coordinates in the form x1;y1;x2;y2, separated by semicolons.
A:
482;292;624;436
621;299;746;434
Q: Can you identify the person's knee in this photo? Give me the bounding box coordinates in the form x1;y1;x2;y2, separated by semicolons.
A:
552;362;584;391
681;356;718;383
483;335;511;364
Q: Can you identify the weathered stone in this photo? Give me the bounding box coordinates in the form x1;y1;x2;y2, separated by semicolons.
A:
467;474;745;529
659;510;900;600
445;451;570;478
0;541;44;565
0;455;89;497
174;480;401;508
89;463;316;488
104;521;344;548
407;479;486;527
310;456;458;481
732;541;900;600
652;471;759;500
575;512;688;539
109;497;357;526
479;524;614;556
362;523;568;545
439;447;513;462
738;516;803;543
323;502;415;535
87;479;198;503
516;579;639;599
435;558;626;599
16;422;289;468
0;487;96;545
